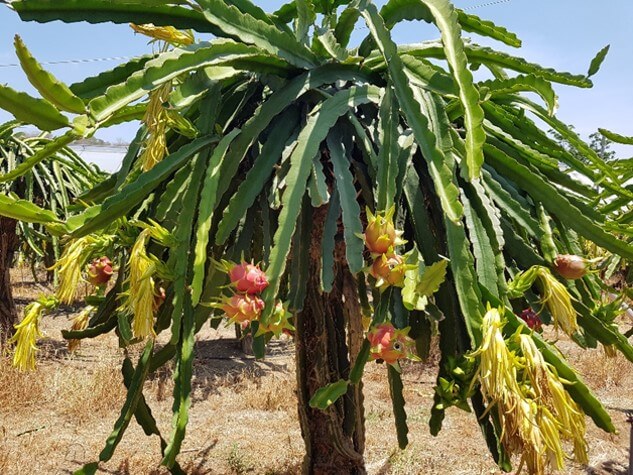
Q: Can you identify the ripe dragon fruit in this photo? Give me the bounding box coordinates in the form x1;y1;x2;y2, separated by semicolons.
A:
228;261;269;294
87;256;113;286
367;323;417;366
221;293;265;324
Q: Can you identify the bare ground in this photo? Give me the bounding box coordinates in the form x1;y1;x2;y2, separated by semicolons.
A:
1;271;632;475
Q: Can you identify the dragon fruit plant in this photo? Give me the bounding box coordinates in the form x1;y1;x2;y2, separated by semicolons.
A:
1;0;633;474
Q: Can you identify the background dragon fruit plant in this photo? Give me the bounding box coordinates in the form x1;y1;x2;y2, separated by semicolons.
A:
0;121;104;342
0;0;632;473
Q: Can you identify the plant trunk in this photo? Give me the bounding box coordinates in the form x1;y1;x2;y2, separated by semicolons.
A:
0;216;18;345
295;205;366;475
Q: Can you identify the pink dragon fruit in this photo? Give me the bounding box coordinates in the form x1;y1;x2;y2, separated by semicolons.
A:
87;256;113;286
228;261;269;294
221;293;265;324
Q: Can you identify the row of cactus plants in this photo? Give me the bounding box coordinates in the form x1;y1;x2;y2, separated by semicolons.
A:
0;121;104;342
1;0;632;473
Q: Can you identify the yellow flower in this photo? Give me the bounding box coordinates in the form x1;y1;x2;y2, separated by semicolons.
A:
51;235;114;304
472;310;588;474
67;306;94;353
508;266;578;337
130;23;194;46
121;229;157;339
536;267;578;336
8;302;44;371
517;333;588;466
471;307;521;401
139;82;172;172
8;296;57;371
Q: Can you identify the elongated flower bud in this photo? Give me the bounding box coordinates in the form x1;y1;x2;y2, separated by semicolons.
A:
553;254;587;280
130;23;194;46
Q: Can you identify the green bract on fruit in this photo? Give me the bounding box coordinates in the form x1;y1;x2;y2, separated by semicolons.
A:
370;253;407;287
221;293;265;325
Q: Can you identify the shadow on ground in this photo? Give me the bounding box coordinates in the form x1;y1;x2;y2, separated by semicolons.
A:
585;460;628;475
146;336;293;402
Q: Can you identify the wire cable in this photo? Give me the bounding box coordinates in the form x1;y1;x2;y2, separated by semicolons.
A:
0;0;514;68
463;0;513;10
0;55;132;69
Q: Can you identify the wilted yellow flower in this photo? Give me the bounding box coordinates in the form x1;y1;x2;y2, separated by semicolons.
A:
130;23;194;46
51;235;114;304
517;333;588;467
139;81;172;172
121;229;157;339
472;310;588;474
470;307;521;401
67;306;94;353
508;266;578;337
536;268;578;336
8;296;57;371
8;302;44;371
51;237;89;304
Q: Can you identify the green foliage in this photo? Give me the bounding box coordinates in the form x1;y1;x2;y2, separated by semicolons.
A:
1;1;631;473
0;122;104;264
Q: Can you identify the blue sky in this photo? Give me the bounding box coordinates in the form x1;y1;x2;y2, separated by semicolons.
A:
1;0;632;157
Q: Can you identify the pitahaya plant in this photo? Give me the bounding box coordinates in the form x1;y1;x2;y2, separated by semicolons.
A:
1;1;632;474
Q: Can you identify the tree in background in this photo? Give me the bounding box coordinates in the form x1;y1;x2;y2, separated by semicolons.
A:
550;125;616;162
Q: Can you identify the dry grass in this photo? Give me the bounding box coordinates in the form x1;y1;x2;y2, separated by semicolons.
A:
1;271;633;474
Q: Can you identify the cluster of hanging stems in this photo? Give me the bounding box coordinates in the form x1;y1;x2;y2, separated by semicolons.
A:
5;201;601;474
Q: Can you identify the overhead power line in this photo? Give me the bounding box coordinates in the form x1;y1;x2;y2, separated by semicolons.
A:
463;0;513;10
0;55;131;69
0;0;514;69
